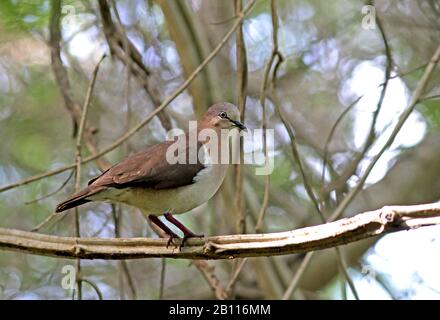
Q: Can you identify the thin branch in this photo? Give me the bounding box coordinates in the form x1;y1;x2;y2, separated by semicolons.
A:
158;258;166;299
319;95;363;197
1;203;439;259
98;0;172;131
111;205;137;299
282;44;440;301
79;278;104;300
49;0;108;171
192;260;228;300
72;54;105;301
272;95;321;217
74;54;106;191
275;97;359;298
419;94;440;102
24;170;74;205
329;45;440;222
322;10;393;199
335;248;359;300
225;258;248;294
234;0;248;235
105;4;137;299
255;0;282;233
0;0;257;195
282;251;315;300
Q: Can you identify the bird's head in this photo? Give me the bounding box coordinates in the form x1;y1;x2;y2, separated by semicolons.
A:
201;102;247;131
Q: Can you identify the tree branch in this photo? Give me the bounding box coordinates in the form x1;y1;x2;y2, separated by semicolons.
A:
1;203;439;260
97;0;172;131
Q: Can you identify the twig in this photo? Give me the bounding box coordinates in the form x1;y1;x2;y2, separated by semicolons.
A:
192;260;228;300
275;99;360;298
329;45;440;222
321;9;393;199
72;54;106;301
272;95;321;217
0;0;257;195
24;170;74;205
234;0;248;235
105;4;137;298
282;251;315;300
158;258;166;299
320;95;363;197
1;203;439;259
419;94;440;102
98;0;172;131
283;15;427;300
335;248;359;300
74;54;107;192
30;211;63;232
49;0;108;172
225;258;248;294
111;205;137;299
300;44;440;298
79;278;104;300
255;0;282;233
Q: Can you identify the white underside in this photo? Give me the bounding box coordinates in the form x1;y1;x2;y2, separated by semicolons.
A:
89;163;228;215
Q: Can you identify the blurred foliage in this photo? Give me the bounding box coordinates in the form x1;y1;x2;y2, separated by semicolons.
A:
0;0;440;300
419;99;440;128
0;0;50;34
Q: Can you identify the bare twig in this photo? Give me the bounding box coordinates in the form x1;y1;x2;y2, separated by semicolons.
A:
255;0;283;233
320;95;363;197
329;45;440;222
24;170;74;205
276;95;360;299
74;54;106;190
1;203;439;259
192;260;228;300
225;258;248;295
79;278;104;300
419;94;440;102
49;0;109;171
234;0;248;235
321;10;393;199
98;0;172;131
282;251;315;299
104;3;138;299
111;205;137;299
335;248;359;300
72;54;106;301
283;17;439;300
158;258;166;299
291;44;440;298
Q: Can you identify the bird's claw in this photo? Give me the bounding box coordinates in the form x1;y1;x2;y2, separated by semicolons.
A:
166;234;180;249
180;233;204;250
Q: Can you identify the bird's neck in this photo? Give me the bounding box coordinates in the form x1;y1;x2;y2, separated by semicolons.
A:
185;124;239;165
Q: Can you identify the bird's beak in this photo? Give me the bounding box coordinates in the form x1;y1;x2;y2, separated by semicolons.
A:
229;118;247;131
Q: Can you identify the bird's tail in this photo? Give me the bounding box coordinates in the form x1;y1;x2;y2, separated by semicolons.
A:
55;187;97;213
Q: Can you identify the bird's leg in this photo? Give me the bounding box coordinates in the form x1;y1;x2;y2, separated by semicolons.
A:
164;212;204;248
148;214;179;248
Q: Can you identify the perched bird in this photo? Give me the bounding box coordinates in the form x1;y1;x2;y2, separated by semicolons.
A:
56;102;246;247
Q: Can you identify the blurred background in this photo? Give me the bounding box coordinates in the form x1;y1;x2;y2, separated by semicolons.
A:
0;0;440;299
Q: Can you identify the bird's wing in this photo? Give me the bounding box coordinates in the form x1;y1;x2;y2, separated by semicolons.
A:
89;140;206;190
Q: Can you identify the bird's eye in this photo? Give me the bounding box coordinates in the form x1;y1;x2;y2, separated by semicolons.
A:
218;111;227;118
